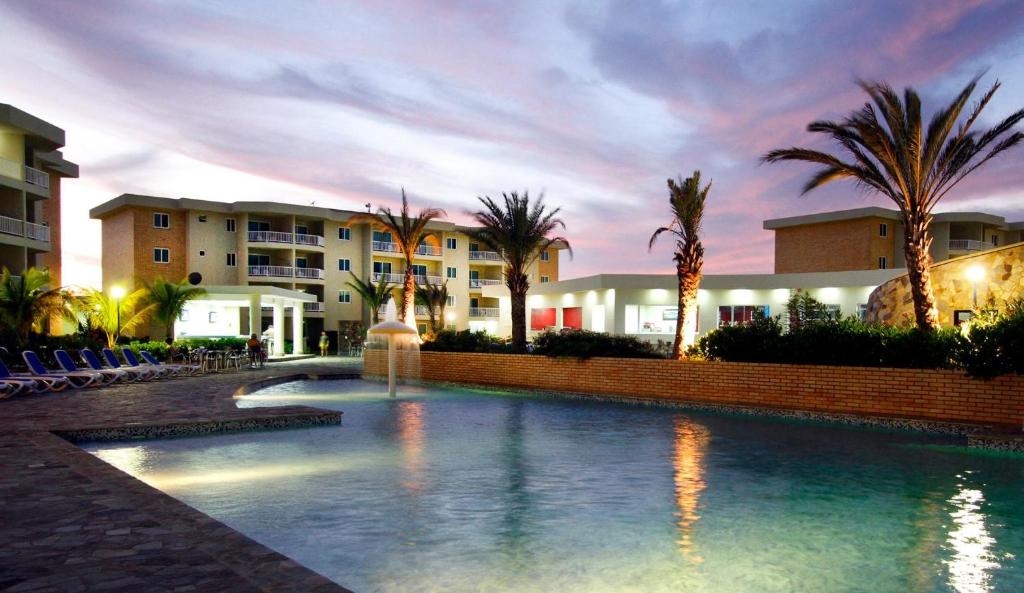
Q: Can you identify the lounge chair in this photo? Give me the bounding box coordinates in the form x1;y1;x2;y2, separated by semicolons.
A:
0;377;35;398
0;357;68;393
80;348;145;382
119;348;175;379
22;351;103;389
54;350;120;386
98;348;160;381
139;350;201;376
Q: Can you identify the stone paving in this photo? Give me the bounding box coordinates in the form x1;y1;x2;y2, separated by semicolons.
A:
1;357;361;593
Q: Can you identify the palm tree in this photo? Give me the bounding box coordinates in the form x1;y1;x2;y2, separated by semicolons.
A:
346;273;394;325
763;76;1023;330
76;287;156;348
465;192;571;353
0;267;68;345
144;277;206;339
649;171;710;359
350;189;445;325
415;280;449;335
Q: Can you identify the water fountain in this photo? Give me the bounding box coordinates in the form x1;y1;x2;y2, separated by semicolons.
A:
366;301;418;397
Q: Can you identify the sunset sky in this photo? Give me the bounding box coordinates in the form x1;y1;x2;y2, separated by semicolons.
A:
2;0;1023;287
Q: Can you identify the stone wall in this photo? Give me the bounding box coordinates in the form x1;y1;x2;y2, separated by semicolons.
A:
866;242;1024;326
365;350;1024;429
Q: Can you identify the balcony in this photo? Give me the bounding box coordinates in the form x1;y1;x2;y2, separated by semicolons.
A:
949;239;996;252
415;244;441;256
294;233;325;248
371;272;443;286
468;250;502;262
372;241;401;254
0;215;49;244
249;230;294;244
469;307;500;318
372;241;442;257
294;267;326;280
23;165;49;189
469;278;502;289
247;265;324;280
303;302;325;312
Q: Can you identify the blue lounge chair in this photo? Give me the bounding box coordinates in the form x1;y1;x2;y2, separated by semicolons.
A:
0;357;67;393
54;350;120;386
80;348;143;382
101;348;159;381
120;348;174;378
139;350;201;376
22;351;103;389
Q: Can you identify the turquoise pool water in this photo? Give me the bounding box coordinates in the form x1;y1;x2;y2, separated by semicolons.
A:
88;379;1024;593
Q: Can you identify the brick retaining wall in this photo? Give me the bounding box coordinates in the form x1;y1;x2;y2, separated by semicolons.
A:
365;350;1024;428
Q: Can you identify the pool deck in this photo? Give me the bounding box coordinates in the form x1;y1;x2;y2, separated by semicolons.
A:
0;357;360;593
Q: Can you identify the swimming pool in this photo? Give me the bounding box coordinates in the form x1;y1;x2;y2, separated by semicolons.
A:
87;379;1024;593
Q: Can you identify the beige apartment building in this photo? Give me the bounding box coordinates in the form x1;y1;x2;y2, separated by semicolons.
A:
765;207;1024;273
90;194;561;351
0;104;78;286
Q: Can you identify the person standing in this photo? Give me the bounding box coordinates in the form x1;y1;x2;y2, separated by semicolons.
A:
319;331;330;357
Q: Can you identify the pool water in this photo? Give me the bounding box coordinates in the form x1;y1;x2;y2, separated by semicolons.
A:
87;380;1024;593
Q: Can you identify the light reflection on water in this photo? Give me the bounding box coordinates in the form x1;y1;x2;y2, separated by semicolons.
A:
85;380;1024;593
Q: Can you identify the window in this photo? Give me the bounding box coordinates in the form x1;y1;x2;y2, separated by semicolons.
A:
878;256;887;269
562;307;583;330
824;304;841;320
338;227;351;241
470;242;479;251
540;275;550;283
879;223;887;237
540;250;550;261
198;215;207;223
717;305;768;327
295;256;307;268
178;309;189;322
857;304;869;321
446;295;456;307
992;234;999;247
226;253;236;267
153;248;169;263
338;290;352;303
249;220;270;232
417;323;428;335
411;264;427;277
208;311;219;323
249;253;270;266
372;230;393;243
446;266;457;279
295;224;308;235
153;213;170;229
531;307;556;330
373;261;392;275
338;258;351;272
446;237;457;250
198;250;206;257
225;218;236;232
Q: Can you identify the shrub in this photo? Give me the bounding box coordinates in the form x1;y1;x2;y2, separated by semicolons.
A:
421;329;508;353
692;314;784;362
958;302;1024;378
126;340;171;361
532;329;664;360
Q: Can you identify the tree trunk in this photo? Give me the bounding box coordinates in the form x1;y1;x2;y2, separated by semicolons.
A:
507;269;529;353
166;320;174;340
401;267;416;327
672;266;701;360
902;215;940;331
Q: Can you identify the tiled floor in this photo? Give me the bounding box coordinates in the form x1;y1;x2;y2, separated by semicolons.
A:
1;357;361;593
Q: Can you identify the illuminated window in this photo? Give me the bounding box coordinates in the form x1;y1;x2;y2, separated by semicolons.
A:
717;305;768;327
531;307;556;330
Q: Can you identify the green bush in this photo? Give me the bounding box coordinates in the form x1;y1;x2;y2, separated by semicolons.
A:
690;314;784;362
532;329;664;360
176;337;248;351
126;340;171;361
957;303;1024;378
421;329;508;353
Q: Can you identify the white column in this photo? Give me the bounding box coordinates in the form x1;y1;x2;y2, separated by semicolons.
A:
272;300;285;357
248;294;261;337
292;303;305;354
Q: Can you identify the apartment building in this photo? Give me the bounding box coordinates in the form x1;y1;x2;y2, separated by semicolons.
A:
0;104;78;285
89;194;562;348
764;207;1024;273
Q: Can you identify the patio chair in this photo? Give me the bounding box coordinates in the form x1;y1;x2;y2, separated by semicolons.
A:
139;350;202;376
54;350;121;386
99;348;160;381
120;348;175;379
80;348;145;383
22;351;103;389
0;357;67;393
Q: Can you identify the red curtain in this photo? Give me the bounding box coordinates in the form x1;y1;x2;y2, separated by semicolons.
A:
531;308;556;330
562;307;583;330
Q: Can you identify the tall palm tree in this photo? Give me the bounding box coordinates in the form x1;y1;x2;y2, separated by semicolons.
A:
649;171;710;359
415;280;449;335
76;287;156;348
144;277;206;339
763;76;1023;330
346;273;394;325
465;192;571;353
350;189;445;325
0;267;68;345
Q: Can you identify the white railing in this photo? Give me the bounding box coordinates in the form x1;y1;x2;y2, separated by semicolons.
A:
949;239;996;252
415;305;429;316
372;241;401;253
416;274;443;286
248;230;294;244
468;250;502;261
23;165;49;189
0;215;24;237
372;272;405;283
415;244;441;256
294;267;325;280
294;233;325;247
469;278;501;289
248;265;296;278
24;221;50;242
303;302;325;312
0;157;20;180
469;307;500;317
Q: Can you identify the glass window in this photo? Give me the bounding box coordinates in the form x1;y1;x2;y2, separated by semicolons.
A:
153;248;169;263
372;230;393;243
249;220;270;232
198;250;205;257
198;215;207;223
338;291;352;303
373;261;392;274
563;307;583;330
338;227;351;241
225;218;236;232
446;295;456;307
540;275;550;283
531;307;556;330
824;304;841;320
717;305;768;327
226;253;236;267
879;223;887;237
878;256;887;269
411;264;427;276
857;304;869;321
208;311;218;323
446;237;457;249
153;213;170;229
446;267;457;278
540;250;550;261
338;258;351;272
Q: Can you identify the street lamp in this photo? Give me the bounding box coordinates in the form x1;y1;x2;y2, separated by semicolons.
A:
110;285;127;343
965;265;985;309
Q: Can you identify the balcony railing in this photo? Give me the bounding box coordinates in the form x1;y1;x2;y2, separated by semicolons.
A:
303;302;325;312
415;244;441;256
949;239;996;252
23;165;49;189
469;307;500;317
0;215;24;237
469;278;502;289
248;230;294;244
294;267;326;280
372;241;442;256
371;272;443;285
468;250;502;261
0;215;50;243
248;265;324;279
24;221;50;242
294;233;325;247
416;274;443;286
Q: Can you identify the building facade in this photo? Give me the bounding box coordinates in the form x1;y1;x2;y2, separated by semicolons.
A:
765;207;1024;273
0;104;78;286
90;195;562;345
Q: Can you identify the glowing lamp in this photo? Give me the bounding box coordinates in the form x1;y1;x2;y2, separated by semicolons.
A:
110;285;127;300
965;265;985;284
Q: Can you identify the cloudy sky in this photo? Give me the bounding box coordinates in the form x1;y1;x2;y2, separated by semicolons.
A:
2;0;1024;287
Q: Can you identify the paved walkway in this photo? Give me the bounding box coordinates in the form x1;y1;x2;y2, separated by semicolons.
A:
1;357;361;593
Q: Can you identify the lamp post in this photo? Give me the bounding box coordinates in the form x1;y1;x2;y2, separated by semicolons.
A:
110;285;127;343
965;265;985;310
